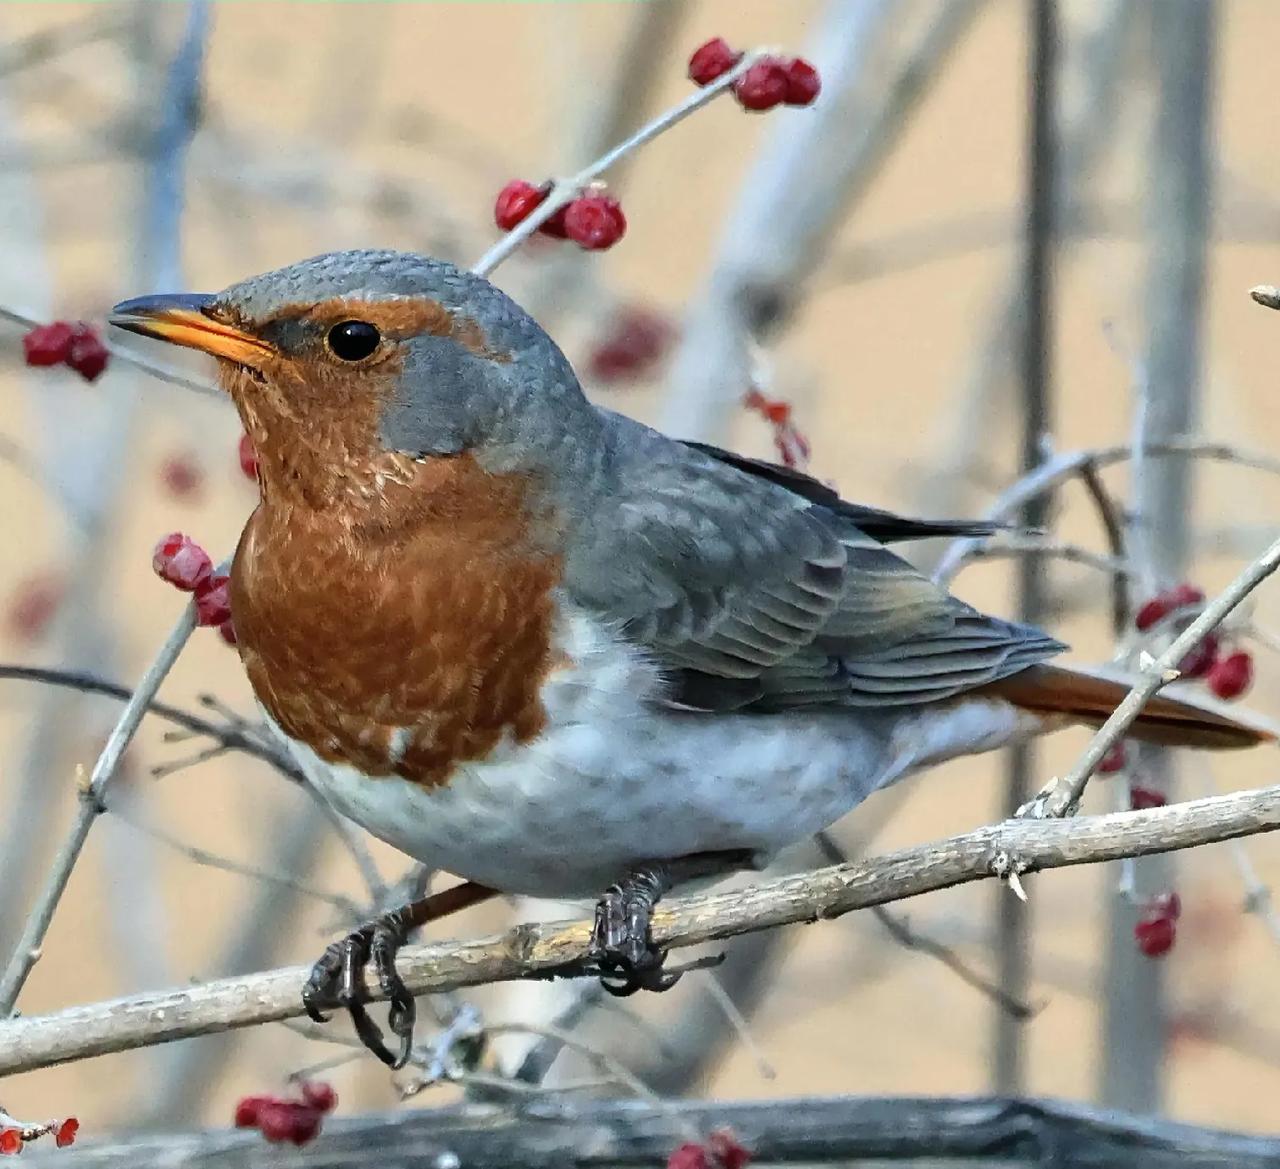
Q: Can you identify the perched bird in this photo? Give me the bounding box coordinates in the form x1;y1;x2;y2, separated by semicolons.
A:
112;250;1267;1066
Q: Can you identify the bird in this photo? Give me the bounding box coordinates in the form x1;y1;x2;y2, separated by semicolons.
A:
110;249;1269;1067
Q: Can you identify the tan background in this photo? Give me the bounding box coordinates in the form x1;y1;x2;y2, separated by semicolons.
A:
3;0;1280;1141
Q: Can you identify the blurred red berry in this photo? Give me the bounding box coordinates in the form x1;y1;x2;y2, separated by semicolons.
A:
707;1130;752;1169
1135;583;1205;631
1207;650;1253;700
238;432;260;480
688;37;742;86
668;1144;711;1169
217;619;237;647
6;571;64;642
587;307;673;383
22;321;75;366
258;1101;322;1146
781;57;821;105
564;194;627;251
194;574;231;627
152;532;213;592
54;1119;79;1149
1130;785;1167;811
1135;913;1176;957
161;453;203;500
1177;633;1220;679
66;323;109;382
299;1080;338;1113
494;180;546;231
234;1096;268;1128
1098;742;1128;774
734;60;789;111
0;1128;20;1155
1148;892;1182;921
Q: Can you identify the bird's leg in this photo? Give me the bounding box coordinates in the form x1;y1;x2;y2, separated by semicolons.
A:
589;850;752;997
302;880;496;1069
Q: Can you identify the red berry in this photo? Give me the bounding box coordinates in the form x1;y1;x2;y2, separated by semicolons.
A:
258;1101;321;1146
734;60;789;111
0;1128;21;1155
668;1144;711;1169
1207;650;1253;700
217;618;237;646
299;1080;338;1113
494;180;547;232
234;1096;269;1128
1177;632;1220;679
781;57;821;105
1135;583;1205;631
22;321;74;366
238;432;260;480
1098;742;1128;774
152;532;213;592
194;574;232;627
161;453;203;500
1130;784;1167;810
66;323;109;382
688;37;742;86
1148;892;1182;921
54;1118;78;1148
1134;913;1176;957
707;1130;752;1169
563;194;627;251
6;572;64;642
587;307;673;383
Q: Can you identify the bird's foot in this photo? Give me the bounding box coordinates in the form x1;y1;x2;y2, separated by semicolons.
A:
589;863;682;996
302;911;417;1069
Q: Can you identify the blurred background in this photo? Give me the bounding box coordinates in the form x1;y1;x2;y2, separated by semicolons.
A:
3;0;1280;1144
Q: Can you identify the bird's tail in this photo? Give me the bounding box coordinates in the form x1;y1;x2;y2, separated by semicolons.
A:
983;662;1273;750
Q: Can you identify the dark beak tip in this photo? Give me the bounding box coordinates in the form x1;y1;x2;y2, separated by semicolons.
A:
108;292;218;324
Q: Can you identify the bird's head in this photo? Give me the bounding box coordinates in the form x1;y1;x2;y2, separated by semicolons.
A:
110;249;599;511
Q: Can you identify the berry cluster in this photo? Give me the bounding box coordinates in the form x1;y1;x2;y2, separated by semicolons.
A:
1134;892;1182;958
744;387;811;469
1133;583;1254;699
22;321;109;382
235;1081;336;1146
587;306;674;384
494;182;627;251
151;533;235;643
687;38;821;110
667;1130;752;1169
0;1116;78;1155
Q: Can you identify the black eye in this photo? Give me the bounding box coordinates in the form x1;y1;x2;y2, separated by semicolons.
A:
326;320;381;361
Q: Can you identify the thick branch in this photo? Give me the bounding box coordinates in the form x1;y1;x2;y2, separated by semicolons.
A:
4;784;1280;1077
23;1095;1280;1168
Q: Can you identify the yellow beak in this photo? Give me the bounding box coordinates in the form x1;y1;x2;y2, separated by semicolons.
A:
109;293;272;366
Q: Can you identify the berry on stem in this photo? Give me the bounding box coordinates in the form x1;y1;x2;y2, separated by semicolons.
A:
494;180;546;232
1177;632;1220;679
152;533;213;592
733;60;789;111
22;321;75;366
0;1129;20;1155
54;1119;79;1149
66;323;109;382
194;574;232;627
781;57;821;105
1130;784;1167;811
563;194;627;251
234;1096;268;1128
1097;741;1128;775
1134;583;1205;631
1134;913;1176;958
688;37;742;86
1207;650;1253;700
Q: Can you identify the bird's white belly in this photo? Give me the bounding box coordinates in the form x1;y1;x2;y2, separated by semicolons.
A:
271;611;1036;898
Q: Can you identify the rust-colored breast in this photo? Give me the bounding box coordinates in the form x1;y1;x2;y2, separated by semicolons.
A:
230;454;562;789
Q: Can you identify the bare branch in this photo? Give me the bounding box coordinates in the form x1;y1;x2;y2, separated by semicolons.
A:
5;783;1280;1076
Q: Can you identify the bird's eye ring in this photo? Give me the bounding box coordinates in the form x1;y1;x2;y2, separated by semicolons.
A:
326;320;381;362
